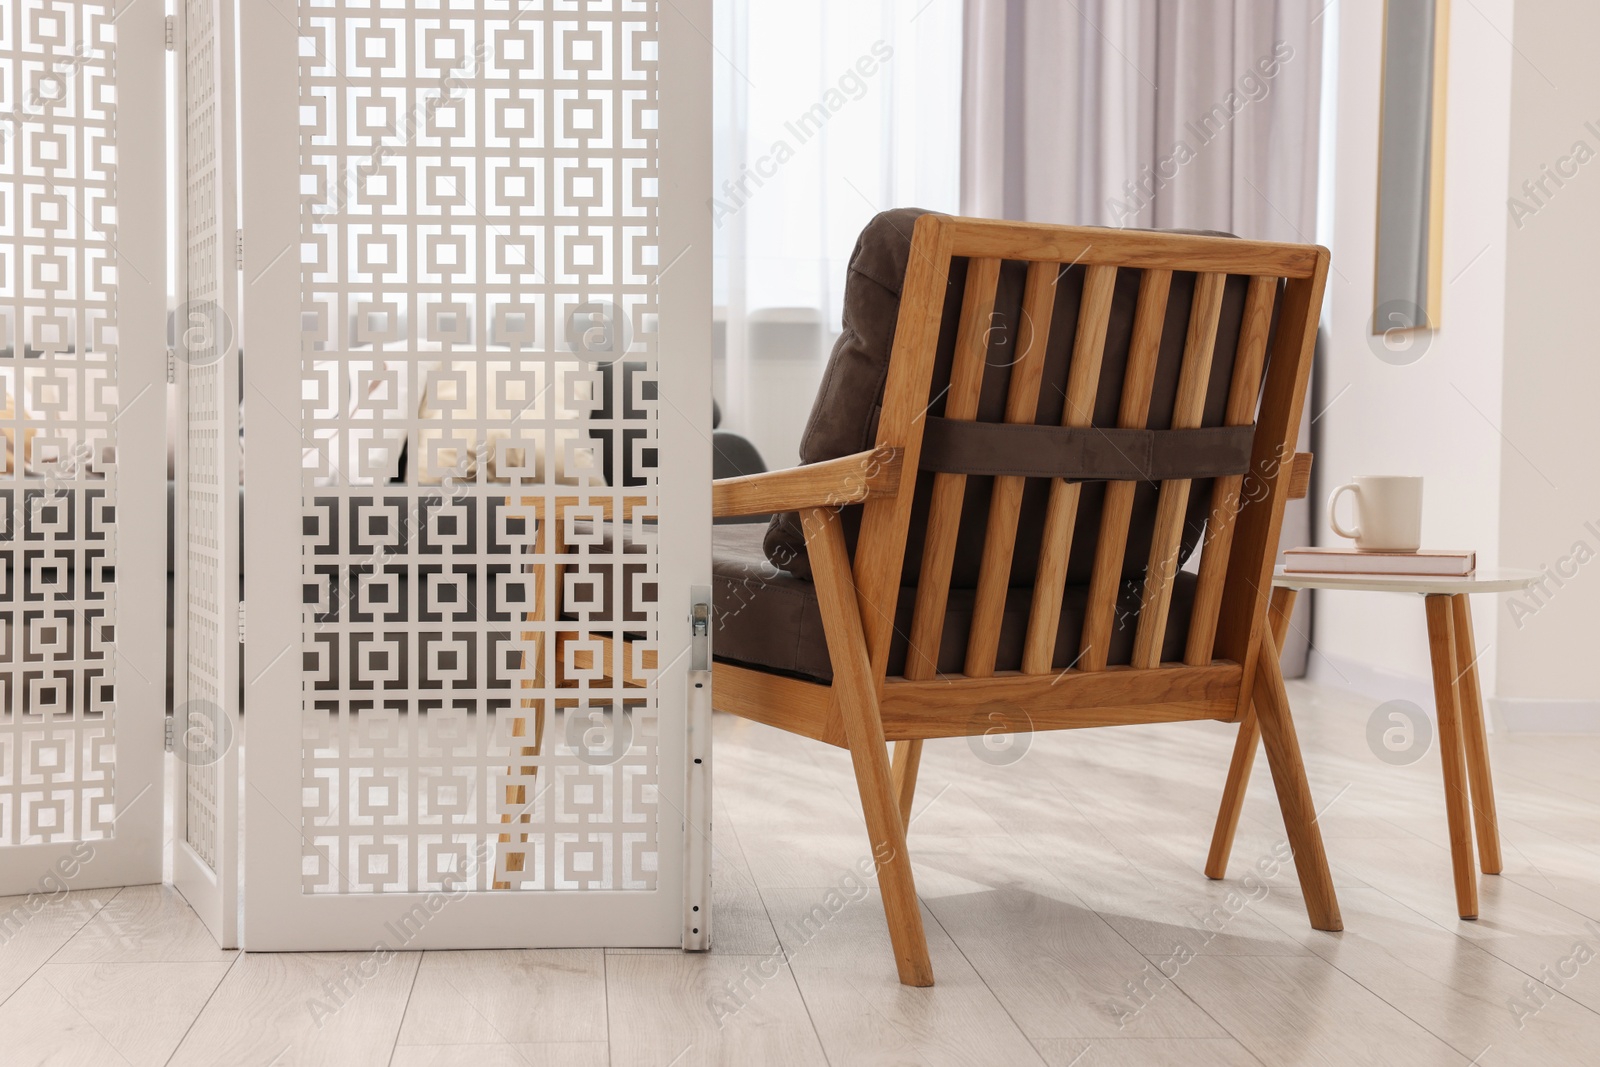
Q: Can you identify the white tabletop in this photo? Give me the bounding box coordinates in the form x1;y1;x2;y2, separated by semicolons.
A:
1272;565;1540;595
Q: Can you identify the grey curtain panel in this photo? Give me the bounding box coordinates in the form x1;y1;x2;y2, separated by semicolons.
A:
960;0;1323;675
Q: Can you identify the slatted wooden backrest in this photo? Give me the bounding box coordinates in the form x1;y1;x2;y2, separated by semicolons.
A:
850;216;1327;717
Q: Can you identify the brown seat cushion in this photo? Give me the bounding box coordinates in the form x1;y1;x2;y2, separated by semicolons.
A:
762;208;1260;591
715;523;1196;683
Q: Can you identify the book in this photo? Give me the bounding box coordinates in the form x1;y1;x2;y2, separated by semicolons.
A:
1282;547;1476;577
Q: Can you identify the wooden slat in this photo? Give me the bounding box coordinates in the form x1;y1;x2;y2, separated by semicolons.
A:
1184;276;1277;665
965;261;1058;677
1286;450;1313;499
1130;272;1227;668
713;446;902;518
1216;253;1329;719
878;663;1242;741
939;217;1322;277
1077;268;1172;671
713;662;841;747
902;256;1002;681
1019;264;1117;674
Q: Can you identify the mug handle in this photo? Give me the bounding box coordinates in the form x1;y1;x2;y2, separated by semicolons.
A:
1327;482;1362;541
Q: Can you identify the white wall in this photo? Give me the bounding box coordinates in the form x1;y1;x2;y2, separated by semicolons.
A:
1310;0;1514;705
1494;0;1600;727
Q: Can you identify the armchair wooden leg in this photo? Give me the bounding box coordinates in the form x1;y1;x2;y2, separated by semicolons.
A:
891;740;923;832
1206;586;1297;879
847;727;933;986
1451;594;1502;875
1250;627;1342;931
1206;712;1260;880
1426;594;1480;919
804;508;933;986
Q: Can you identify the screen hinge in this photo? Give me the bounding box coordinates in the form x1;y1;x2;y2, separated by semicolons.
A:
237;601;246;644
235;229;244;270
164;715;174;752
690;597;710;672
164;15;175;51
166;347;175;384
684;585;712;951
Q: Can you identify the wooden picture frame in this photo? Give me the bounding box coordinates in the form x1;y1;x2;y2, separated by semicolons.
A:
1374;0;1451;335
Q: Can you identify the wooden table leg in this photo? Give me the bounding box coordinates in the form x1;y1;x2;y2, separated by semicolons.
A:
1451;593;1503;874
1206;585;1297;879
1424;594;1478;919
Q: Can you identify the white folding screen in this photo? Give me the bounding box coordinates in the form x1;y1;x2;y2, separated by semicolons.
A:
0;0;166;894
238;0;711;948
0;0;710;951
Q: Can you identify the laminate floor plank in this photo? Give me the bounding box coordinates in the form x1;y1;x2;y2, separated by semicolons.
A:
51;884;237;965
395;949;607;1046
1247;885;1600;1066
1170;954;1471;1065
605;951;829;1067
0;960;231;1067
0;888;120;1005
763;886;1046;1066
165;950;419;1067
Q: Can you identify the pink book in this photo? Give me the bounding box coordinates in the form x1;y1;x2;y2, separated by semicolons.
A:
1282;547;1476;577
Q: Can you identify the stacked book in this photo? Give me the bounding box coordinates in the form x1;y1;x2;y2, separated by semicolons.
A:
1282;547;1476;577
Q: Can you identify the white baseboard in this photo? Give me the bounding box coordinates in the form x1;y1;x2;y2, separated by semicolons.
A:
1491;697;1600;734
1304;653;1600;734
1303;651;1436;712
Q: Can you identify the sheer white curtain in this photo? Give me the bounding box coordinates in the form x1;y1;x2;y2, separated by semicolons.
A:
962;0;1323;242
712;0;964;468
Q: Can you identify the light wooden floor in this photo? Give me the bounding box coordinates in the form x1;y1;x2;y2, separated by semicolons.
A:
5;679;1600;1066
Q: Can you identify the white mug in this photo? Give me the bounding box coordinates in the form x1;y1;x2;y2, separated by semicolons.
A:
1327;475;1423;552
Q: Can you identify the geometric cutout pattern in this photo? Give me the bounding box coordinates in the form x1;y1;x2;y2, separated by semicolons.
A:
297;0;661;892
0;0;120;845
182;0;225;871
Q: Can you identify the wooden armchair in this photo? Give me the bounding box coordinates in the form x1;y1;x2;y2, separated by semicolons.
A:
710;211;1338;986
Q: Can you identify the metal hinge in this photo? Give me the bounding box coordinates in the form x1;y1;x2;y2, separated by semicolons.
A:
683;586;713;952
237;601;246;644
690;598;710;670
164;716;174;752
164;15;175;51
166;347;175;384
235;229;244;270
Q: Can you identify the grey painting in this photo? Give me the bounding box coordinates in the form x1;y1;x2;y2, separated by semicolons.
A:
1375;0;1446;332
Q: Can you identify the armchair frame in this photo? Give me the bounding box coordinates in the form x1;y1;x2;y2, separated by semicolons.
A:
712;215;1336;986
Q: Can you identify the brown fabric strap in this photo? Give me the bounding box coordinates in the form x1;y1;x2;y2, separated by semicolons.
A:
917;418;1256;481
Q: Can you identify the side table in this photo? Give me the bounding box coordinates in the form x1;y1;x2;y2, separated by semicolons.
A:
1206;565;1538;919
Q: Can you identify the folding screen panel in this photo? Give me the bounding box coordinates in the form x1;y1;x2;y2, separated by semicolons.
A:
239;0;710;948
0;0;166;894
170;0;241;947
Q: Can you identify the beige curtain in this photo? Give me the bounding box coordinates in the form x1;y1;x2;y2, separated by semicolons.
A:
961;0;1323;673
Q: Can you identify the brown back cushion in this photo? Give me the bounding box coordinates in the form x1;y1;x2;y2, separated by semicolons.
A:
764;208;1259;589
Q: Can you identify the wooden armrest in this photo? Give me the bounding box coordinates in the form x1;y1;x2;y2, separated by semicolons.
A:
713;447;902;518
1286;451;1313;500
